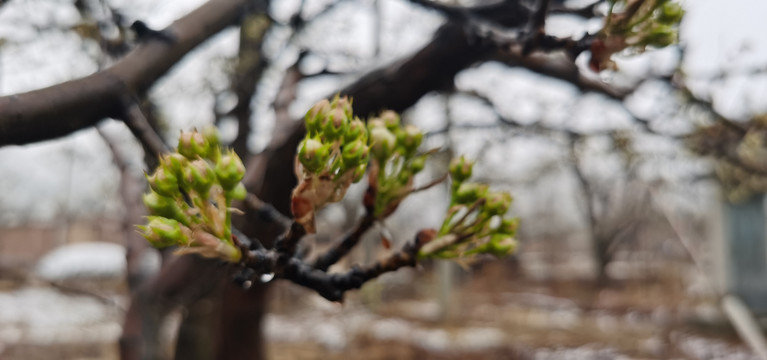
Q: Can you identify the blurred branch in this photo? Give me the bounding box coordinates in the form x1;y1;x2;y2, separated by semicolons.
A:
0;0;258;146
120;99;169;161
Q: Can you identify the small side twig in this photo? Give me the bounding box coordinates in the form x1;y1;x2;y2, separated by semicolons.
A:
245;193;292;230
120;97;169;160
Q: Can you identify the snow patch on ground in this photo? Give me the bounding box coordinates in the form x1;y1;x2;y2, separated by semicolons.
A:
36;242;126;281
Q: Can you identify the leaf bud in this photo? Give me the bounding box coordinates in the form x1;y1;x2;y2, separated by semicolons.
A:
298;138;330;173
449;156;473;183
178;130;211;159
215;150;246;190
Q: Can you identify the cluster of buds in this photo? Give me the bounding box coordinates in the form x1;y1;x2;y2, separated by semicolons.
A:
293;96;371;233
589;0;683;71
418;156;518;262
366;110;427;217
138;128;246;262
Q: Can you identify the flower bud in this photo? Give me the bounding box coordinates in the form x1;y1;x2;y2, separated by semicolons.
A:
408;156;426;173
370;127;397;160
227;182;248;201
139;216;191;248
657;2;684;25
321;108;348;140
368;118;386;129
488;234;517;256
645;25;676;47
178;130;211;159
146;167;179;197
183;159;216;194
449;156;473;183
305;99;330;136
497;217;519;235
202;126;221;149
398;125;423;156
215;150;246;190
344;118;368;143
332;96;353;119
380;110;400;130
142;191;190;226
352;164;366;183
483;191;512;216
342;139;369;168
453;183;487;204
160;153;188;177
298;138;330;173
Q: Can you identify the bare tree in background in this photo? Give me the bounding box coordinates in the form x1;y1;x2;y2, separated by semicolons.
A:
2;0;738;359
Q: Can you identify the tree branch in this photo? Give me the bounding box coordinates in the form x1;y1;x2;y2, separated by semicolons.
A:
0;0;253;146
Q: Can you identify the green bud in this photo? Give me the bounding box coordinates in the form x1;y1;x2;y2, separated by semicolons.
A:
370;127;397;160
380;110;400;130
178;130;211;159
183;159;216;194
484;191;512;216
139;216;191;248
215;150;246;190
397;170;411;185
398;125;423;156
352;164;366;183
332;96;353;120
321;108;348;140
160;153;188;177
368;118;386;129
146;167;179;197
645;25;676;48
305;99;330;136
344;118;368;143
488;234;517;257
227;182;248;201
409;156;426;173
202;126;221;149
142;191;190;226
497;217;519;235
449;156;473;183
657;2;684;25
298;138;330;173
454;183;487;204
342;139;369;168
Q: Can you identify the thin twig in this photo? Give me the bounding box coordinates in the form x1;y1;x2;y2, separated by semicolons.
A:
120;97;169;159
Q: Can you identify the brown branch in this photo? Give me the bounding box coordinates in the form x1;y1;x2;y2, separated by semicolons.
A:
120;99;169;160
0;0;252;146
